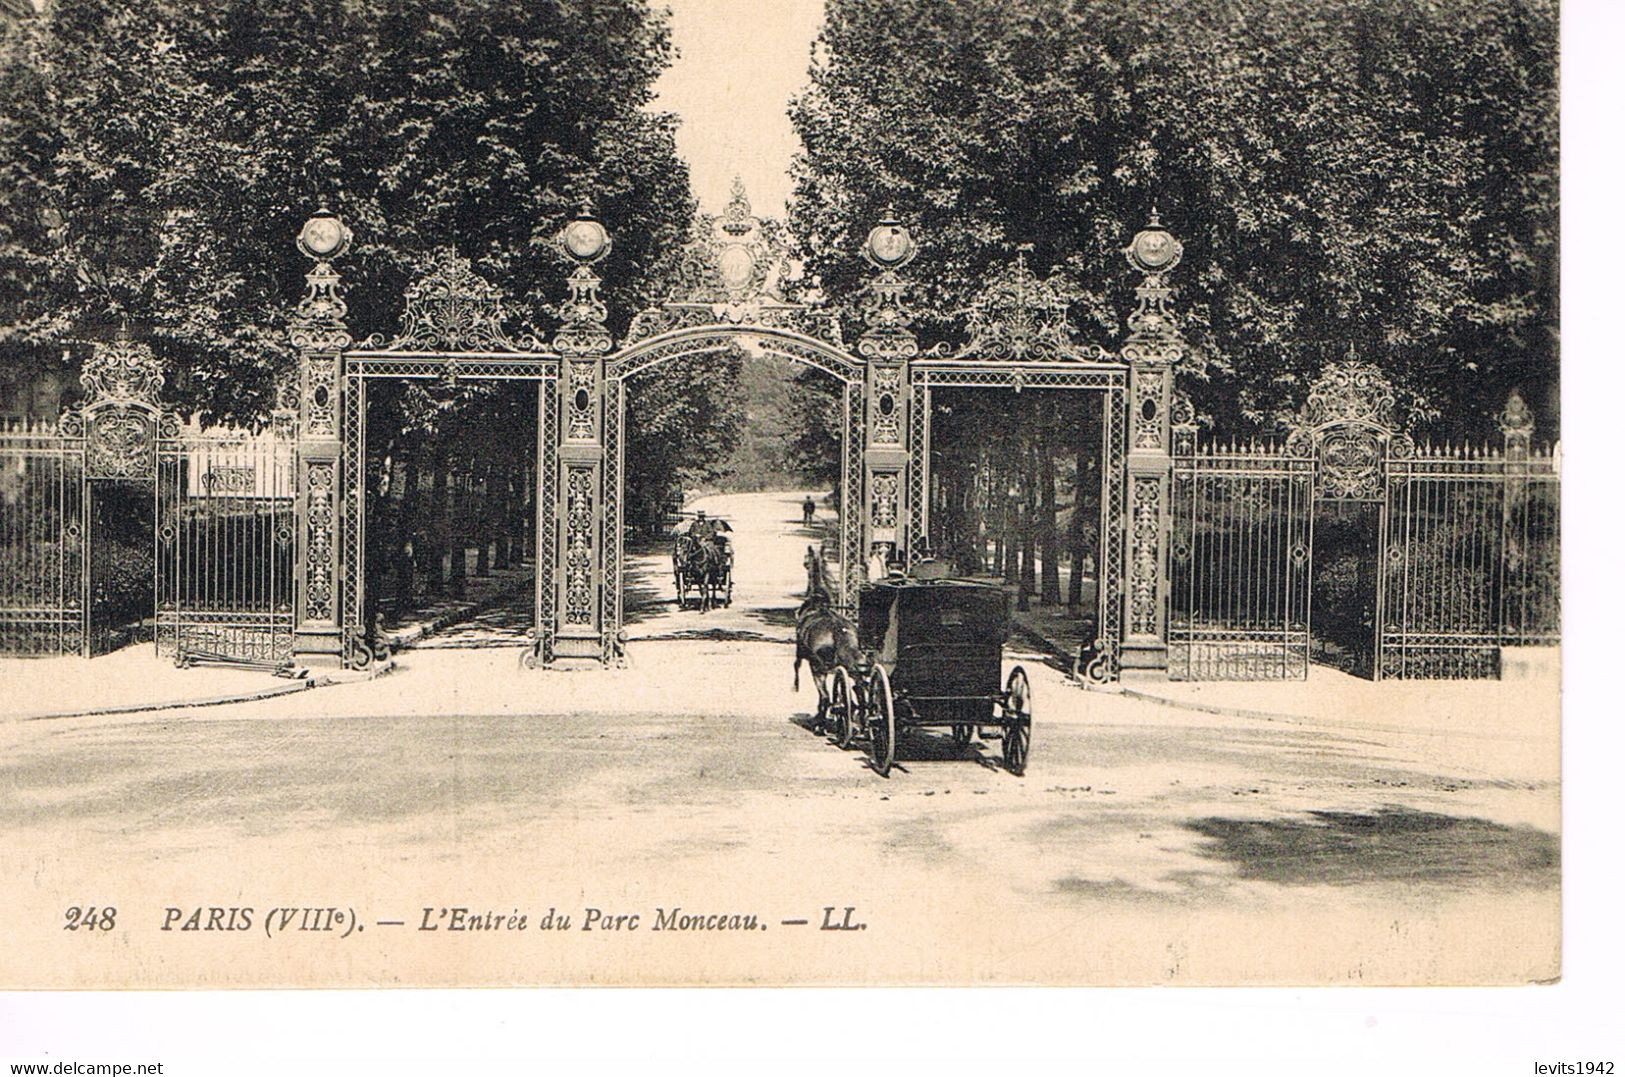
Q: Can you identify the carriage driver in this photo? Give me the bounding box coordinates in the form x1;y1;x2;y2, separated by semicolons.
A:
686;510;732;543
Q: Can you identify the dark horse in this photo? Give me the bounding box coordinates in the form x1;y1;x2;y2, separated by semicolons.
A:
794;544;860;725
673;533;728;612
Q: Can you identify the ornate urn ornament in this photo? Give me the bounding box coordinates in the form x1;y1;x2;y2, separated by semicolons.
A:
1124;208;1182;276
554;208;614;357
296;208;352;261
863;213;917;271
560;211;612;265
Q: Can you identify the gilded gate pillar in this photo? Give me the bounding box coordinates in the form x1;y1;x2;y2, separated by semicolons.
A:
552;212;614;664
289;209;353;668
1119;213;1185;678
858;214;919;580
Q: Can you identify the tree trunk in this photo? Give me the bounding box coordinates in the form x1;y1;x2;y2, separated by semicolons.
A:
475;463;492;577
449;471;468;598
493;462;511;572
1001;467;1019;583
426;444;448;596
395;456;419;620
1040;404;1061;605
1019;445;1037;606
1068;433;1088;616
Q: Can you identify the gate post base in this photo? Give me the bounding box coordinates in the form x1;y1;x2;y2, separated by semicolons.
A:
293;626;345;668
1117;641;1169;680
552;635;604;665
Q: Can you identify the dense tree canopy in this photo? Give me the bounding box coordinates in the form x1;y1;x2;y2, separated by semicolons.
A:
791;0;1558;440
1;0;693;427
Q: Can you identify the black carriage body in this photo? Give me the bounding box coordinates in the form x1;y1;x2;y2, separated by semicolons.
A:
858;579;1009;724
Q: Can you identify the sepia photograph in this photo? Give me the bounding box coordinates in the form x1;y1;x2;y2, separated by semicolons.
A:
0;0;1609;1065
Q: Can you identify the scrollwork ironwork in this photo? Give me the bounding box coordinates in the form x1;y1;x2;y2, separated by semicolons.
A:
364;247;543;353
305;462;335;623
564;467;595;626
956;250;1109;363
1129;477;1162;637
290;260;353;354
1121;214;1186;370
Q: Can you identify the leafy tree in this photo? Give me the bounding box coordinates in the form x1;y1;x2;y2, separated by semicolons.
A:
790;0;1557;439
1;0;695;427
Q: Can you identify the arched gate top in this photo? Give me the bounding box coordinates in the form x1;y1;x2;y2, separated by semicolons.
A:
606;322;865;384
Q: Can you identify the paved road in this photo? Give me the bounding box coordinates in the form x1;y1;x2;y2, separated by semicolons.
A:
0;490;1560;987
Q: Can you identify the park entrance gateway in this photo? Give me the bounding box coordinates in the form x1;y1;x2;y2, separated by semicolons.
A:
0;192;1553;684
285;190;1168;675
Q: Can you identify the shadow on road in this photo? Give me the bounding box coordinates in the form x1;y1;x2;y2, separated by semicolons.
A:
1187;807;1559;888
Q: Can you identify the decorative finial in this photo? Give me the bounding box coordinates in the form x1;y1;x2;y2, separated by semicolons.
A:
1124;212;1181;276
1499;389;1534;438
722;177;754;236
297;206;351;262
559;209;612;265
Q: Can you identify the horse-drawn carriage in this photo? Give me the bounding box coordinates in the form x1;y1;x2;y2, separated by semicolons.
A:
822;577;1032;777
672;516;733;611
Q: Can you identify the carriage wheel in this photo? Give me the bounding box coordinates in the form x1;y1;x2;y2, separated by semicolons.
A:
1002;666;1032;776
830;666;855;749
868;666;895;778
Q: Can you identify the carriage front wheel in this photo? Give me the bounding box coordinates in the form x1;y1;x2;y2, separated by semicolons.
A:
830;666;856;749
1002;666;1032;776
868;666;895;778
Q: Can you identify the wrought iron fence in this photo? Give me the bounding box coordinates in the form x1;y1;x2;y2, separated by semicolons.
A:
1168;367;1559;683
0;419;87;656
1379;442;1560;679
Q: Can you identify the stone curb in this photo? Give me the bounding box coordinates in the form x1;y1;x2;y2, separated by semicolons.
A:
17;677;317;723
387;574;535;652
1114;686;1313;725
13;652;401;724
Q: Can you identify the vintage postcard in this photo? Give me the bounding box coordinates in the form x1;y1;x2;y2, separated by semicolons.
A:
0;0;1559;989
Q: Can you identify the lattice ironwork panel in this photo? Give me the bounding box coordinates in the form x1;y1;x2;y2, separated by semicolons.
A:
341;375;367;666
842;380;865;605
910;363;1127;391
608;326;863;385
602;378;624;663
1093;384;1127;683
0;429;87;656
528;379;559;667
345;353;559;381
906;383;930;564
1168;443;1313;681
157;430;296;664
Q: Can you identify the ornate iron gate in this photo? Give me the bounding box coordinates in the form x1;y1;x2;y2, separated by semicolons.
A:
0;420;87;656
1168;361;1559;682
1167;429;1313;681
156;423;297;665
1378;394;1559;679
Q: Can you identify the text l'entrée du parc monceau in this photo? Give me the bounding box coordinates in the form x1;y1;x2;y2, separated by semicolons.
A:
60;904;869;939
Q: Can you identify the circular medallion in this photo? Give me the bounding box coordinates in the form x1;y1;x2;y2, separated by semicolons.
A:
865;222;915;267
718;245;755;290
562;217;610;263
1127;226;1181;274
298;213;349;259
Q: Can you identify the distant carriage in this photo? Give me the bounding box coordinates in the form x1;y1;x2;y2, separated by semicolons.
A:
672;522;733;611
824;577;1032;777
